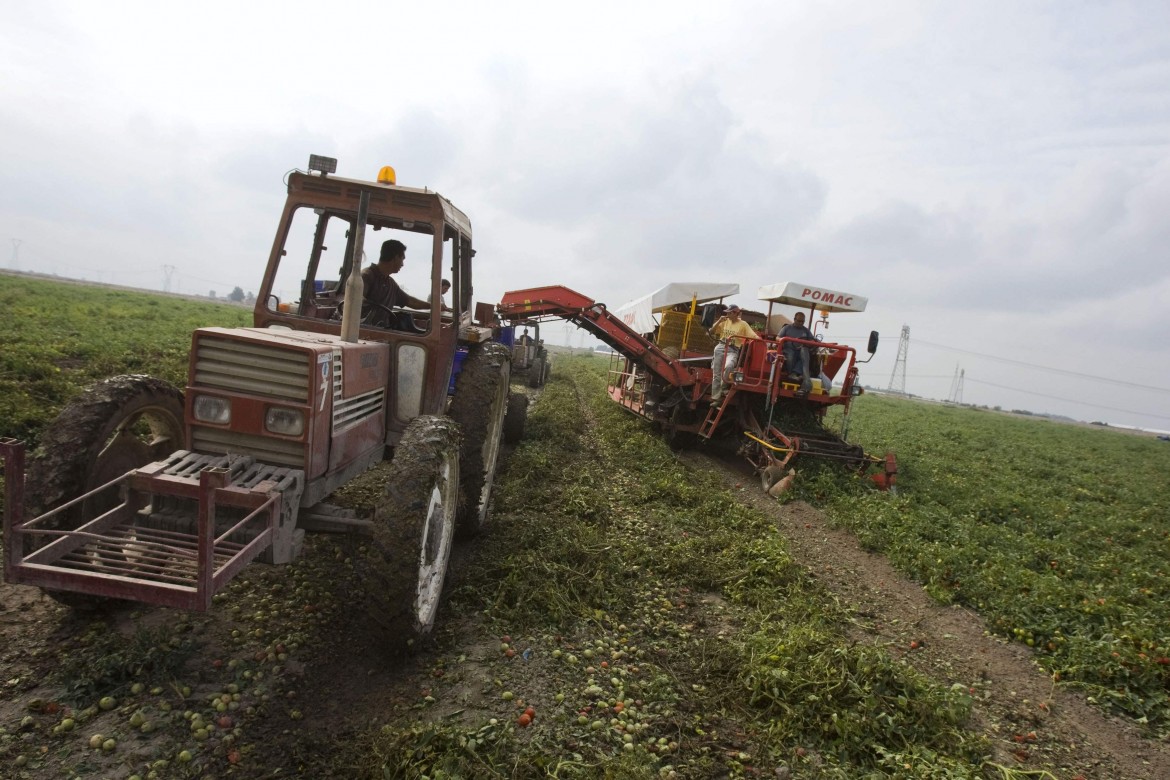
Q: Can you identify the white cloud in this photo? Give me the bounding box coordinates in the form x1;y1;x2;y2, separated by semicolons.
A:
3;0;1170;428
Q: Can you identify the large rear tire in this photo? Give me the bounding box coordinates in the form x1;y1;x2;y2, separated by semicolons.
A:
365;415;460;650
527;357;547;388
448;342;510;538
24;375;185;610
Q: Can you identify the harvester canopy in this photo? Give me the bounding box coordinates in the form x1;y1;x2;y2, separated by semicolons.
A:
614;282;739;334
757;282;868;313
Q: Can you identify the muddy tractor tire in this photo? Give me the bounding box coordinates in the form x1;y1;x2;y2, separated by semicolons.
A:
503;393;528;445
527;358;546;388
364;415;460;650
448;342;510;537
24;374;186;609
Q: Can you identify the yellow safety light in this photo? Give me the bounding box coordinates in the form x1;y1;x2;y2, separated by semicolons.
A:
377;166;397;185
818;309;830;320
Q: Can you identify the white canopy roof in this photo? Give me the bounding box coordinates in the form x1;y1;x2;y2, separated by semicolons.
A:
613;282;740;334
756;282;868;313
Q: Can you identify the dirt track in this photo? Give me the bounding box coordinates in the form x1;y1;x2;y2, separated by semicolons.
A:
690;451;1170;780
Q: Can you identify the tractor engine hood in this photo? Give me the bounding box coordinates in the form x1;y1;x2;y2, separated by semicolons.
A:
187;327;390;482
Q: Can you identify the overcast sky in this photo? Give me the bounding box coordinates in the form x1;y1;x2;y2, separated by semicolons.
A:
4;1;1170;431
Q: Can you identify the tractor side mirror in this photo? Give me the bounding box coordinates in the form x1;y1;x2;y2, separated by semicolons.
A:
867;330;879;354
700;303;721;328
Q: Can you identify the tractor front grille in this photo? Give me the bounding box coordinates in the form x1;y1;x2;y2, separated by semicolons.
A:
190;334;310;467
330;349;383;433
189;427;305;467
193;336;310;402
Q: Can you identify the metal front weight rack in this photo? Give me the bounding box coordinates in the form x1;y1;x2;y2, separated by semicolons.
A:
1;438;293;611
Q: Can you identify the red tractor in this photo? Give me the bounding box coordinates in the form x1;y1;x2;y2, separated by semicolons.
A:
1;156;518;647
497;282;896;493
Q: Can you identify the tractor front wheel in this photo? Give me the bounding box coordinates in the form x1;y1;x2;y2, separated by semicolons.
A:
24;374;185;610
365;415;460;650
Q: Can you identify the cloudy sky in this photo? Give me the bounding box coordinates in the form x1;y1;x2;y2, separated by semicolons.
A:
4;1;1170;431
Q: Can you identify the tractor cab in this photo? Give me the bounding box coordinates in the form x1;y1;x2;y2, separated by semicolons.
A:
253;155;493;443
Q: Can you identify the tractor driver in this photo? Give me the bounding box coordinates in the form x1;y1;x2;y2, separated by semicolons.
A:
777;311;816;393
361;239;430;331
708;304;756;403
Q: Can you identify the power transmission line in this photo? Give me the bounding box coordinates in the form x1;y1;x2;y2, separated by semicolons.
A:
913;338;1170;395
965;377;1170;421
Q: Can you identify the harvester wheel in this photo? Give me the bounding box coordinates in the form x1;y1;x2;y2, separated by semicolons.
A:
24;375;185;610
366;415;460;650
503;392;528;445
662;404;697;451
448;342;510;537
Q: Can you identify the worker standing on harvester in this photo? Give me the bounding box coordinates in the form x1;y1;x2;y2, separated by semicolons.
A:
709;304;756;403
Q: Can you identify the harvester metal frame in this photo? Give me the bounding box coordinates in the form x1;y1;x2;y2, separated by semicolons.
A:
497;284;896;492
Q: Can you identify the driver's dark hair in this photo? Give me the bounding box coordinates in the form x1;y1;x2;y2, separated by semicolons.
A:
379;239;407;262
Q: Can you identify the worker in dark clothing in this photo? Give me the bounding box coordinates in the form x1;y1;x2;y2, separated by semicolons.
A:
361;239;429;330
778;311;816;394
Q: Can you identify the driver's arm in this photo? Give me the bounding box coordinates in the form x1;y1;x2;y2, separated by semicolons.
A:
401;292;429;310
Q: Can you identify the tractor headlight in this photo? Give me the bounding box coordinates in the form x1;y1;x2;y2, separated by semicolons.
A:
733;371;745;383
193;395;231;424
265;407;305;436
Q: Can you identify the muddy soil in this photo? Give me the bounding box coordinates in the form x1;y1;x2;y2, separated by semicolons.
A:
3;418;1170;778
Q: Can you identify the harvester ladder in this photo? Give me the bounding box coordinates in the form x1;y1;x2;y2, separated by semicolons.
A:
699;391;736;439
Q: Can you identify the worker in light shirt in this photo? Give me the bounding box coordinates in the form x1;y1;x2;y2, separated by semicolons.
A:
708;304;756;403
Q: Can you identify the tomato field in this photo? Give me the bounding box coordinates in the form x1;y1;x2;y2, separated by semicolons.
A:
827;396;1170;725
1;275;1168;779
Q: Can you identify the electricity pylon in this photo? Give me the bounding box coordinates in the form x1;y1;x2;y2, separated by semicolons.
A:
886;325;910;396
948;364;965;404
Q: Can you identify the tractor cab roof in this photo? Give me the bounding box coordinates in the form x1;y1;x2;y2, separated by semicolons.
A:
285;171;472;238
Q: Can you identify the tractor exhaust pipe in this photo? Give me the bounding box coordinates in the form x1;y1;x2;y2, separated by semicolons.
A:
340;192;371;343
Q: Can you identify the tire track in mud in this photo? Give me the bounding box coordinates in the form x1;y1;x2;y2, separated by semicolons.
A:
686;448;1170;780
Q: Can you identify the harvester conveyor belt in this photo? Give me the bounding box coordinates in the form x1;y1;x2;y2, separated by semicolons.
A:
499;285;698;388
